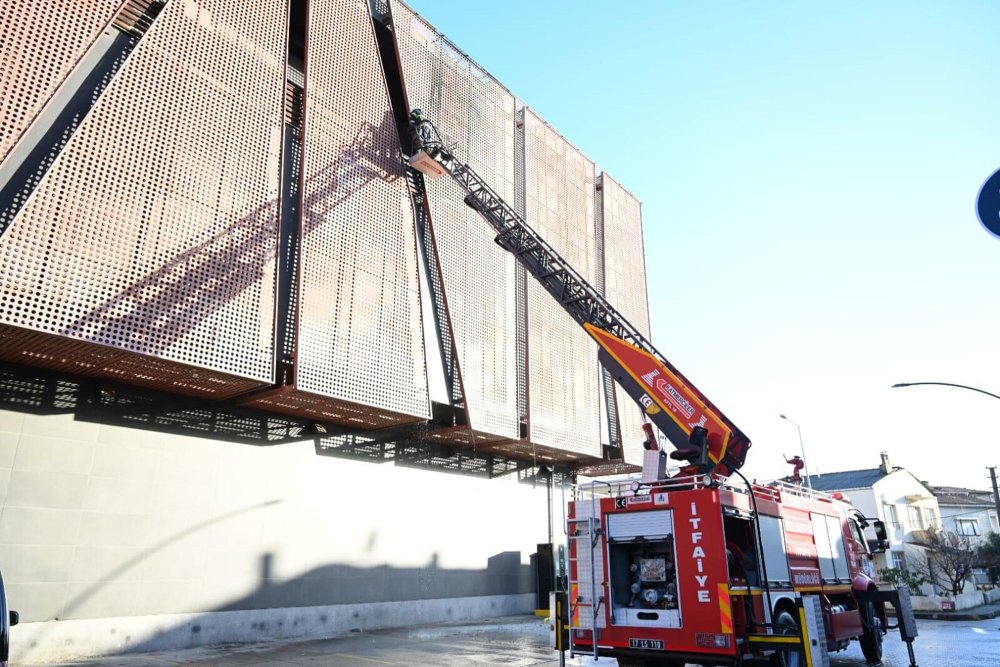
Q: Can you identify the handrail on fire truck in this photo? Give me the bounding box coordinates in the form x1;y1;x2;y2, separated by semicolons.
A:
406;119;751;476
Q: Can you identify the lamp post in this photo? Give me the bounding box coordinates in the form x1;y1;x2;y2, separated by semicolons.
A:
779;414;811;490
891;381;1000;524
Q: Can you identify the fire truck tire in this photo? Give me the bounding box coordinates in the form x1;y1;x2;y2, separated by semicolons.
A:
859;600;884;662
770;610;804;667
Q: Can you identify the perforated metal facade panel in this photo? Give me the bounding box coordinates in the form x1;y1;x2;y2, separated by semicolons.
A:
0;0;287;398
600;173;650;465
265;0;430;427
521;108;601;456
391;0;519;440
0;1;120;163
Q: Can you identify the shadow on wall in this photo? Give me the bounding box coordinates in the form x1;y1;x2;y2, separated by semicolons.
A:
39;551;535;658
13;489;535;657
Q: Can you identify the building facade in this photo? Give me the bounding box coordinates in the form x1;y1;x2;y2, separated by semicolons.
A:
0;0;651;660
933;486;999;544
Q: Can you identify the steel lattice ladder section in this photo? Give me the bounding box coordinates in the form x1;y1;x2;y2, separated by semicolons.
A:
425;150;652;354
409;135;752;477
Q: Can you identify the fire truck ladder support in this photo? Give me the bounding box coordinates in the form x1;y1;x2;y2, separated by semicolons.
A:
855;587;920;667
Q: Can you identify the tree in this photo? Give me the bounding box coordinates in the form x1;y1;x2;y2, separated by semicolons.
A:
908;528;977;595
878;566;930;592
976;532;1000;587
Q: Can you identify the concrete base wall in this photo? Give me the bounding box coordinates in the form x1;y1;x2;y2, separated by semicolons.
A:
12;593;534;663
0;369;557;660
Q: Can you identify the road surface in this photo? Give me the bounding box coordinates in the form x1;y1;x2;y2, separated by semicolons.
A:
26;614;998;666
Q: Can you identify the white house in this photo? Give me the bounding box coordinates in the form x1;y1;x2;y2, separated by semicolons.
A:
932;486;998;590
932;486;999;543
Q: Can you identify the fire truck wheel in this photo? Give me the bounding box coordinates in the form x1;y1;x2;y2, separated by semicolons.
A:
859;600;884;662
770;610;804;667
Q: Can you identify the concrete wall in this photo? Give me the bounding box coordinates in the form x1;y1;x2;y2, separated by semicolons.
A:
0;393;549;660
908;588;983;612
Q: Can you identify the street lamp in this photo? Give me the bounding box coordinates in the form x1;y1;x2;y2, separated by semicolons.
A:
891;382;1000;402
779;414;812;490
891;381;1000;523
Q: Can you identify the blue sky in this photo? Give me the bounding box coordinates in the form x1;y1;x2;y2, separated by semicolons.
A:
406;1;1000;490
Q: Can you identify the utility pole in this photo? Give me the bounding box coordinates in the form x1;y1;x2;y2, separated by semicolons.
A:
989;466;1000;529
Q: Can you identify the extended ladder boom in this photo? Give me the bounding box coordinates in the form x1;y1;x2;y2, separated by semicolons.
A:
410;139;750;475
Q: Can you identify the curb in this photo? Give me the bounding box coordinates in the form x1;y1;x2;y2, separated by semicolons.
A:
893;607;1000;621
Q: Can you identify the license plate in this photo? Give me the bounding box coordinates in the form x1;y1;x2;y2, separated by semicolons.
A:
628;638;664;650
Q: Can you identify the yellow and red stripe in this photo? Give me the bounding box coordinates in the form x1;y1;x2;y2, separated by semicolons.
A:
718;583;733;635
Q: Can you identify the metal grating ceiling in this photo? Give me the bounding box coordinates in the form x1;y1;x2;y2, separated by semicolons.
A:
0;0;287;398
521;108;601;456
391;0;520;441
600;172;650;466
278;0;430;426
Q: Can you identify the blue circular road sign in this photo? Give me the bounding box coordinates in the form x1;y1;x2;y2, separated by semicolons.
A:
977;167;1000;239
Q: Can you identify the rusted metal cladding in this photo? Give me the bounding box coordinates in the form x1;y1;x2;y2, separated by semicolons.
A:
601;173;650;465
391;0;519;440
276;0;430;427
0;1;120;163
0;0;287;397
522;108;601;456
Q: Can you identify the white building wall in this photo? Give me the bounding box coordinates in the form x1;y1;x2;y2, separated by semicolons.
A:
0;405;550;661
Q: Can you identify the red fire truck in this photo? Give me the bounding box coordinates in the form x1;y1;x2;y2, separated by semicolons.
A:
564;468;897;666
406;118;917;666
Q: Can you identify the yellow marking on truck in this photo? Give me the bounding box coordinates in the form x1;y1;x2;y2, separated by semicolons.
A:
747;635;801;644
799;606;814;667
718;583;733;634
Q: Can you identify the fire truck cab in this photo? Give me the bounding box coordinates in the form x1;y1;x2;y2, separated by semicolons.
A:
564;474;888;666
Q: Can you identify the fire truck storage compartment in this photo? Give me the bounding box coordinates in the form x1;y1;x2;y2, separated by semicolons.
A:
757;515;792;586
607;509;682;628
812;512;851;584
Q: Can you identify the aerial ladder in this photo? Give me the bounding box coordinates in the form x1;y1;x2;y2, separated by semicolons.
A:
407;115;751;476
407;117;924;667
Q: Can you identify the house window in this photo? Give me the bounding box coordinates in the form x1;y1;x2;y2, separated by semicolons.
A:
891;551;907;570
991;512;999;533
906;505;925;529
883;504;899;529
956;518;980;536
925;508;939;529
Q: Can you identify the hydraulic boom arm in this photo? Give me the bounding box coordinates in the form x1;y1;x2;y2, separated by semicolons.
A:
408;131;750;475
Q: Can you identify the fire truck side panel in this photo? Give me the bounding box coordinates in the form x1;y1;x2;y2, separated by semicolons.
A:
812;512;851;584
756;514;792;586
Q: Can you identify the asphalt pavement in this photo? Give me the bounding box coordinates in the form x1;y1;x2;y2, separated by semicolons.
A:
23;614;1000;666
